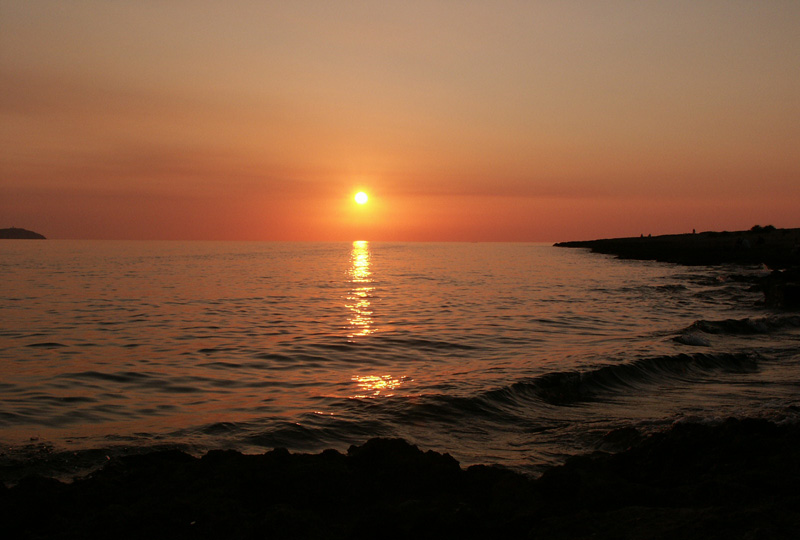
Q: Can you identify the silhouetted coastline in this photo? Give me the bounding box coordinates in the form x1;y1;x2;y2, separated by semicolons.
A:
2;419;798;539
556;227;800;308
554;226;800;269
0;227;46;240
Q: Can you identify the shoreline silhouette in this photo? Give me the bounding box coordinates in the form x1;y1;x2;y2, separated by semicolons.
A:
556;227;800;309
554;226;800;269
3;419;798;539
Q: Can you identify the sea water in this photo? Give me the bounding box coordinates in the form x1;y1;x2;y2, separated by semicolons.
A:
1;241;798;477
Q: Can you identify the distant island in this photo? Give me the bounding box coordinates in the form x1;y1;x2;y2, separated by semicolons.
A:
0;227;46;240
555;225;800;269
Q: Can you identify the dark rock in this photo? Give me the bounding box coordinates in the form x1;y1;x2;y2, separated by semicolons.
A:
555;228;800;269
761;269;800;309
598;426;643;452
2;425;799;539
556;228;800;309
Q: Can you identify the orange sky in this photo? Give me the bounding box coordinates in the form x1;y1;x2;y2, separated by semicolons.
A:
1;1;798;241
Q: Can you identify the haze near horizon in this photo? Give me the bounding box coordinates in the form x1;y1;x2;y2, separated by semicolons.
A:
1;1;798;241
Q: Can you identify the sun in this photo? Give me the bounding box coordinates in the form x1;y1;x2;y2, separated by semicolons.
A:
354;191;369;205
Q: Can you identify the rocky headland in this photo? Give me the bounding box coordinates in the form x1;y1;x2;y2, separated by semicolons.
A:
556;226;800;308
554;226;800;268
0;227;46;240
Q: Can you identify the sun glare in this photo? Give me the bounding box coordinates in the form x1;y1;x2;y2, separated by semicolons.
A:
355;192;368;205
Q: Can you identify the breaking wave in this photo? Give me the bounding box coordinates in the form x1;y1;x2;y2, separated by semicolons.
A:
403;353;762;428
684;315;800;335
477;352;759;407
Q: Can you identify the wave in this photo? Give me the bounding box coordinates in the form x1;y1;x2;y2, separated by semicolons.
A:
385;352;764;430
474;352;759;408
615;283;688;294
684;315;800;336
26;342;68;348
372;336;478;351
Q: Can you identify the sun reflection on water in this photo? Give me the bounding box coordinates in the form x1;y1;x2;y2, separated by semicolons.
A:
346;240;374;337
352;374;405;398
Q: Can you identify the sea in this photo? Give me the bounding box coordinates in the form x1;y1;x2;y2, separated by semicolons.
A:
1;241;799;479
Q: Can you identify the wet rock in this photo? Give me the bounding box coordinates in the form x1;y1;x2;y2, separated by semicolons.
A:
761;269;800;309
598;426;643;452
3;424;800;539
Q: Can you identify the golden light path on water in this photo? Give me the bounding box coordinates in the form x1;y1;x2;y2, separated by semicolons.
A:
345;241;407;399
346;240;374;338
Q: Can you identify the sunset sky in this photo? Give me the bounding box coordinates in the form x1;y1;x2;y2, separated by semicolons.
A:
2;1;798;241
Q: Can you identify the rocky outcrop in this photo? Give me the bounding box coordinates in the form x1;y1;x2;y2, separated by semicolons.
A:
2;419;799;539
761;268;800;309
556;228;800;309
555;228;800;269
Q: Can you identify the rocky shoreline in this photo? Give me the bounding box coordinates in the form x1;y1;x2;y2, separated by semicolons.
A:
556;227;800;308
2;418;799;539
554;227;800;268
